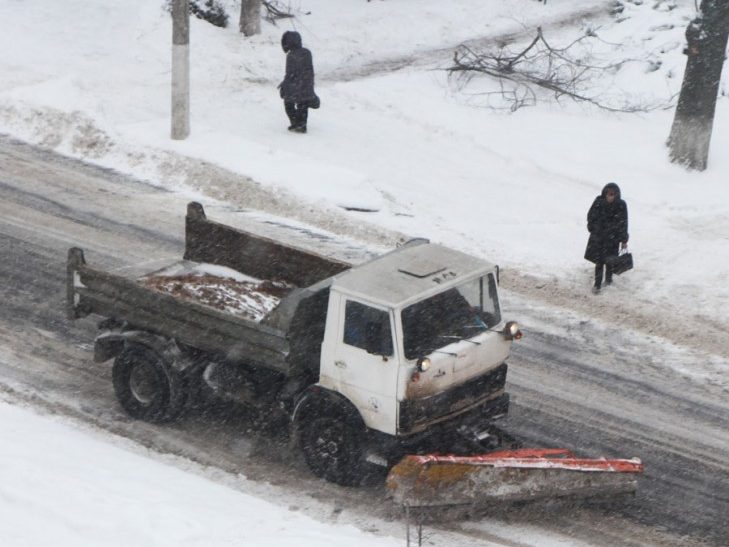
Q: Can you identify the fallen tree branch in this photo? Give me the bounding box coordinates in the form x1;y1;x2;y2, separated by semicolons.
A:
448;27;668;112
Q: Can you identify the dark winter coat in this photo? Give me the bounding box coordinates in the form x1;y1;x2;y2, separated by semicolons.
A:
279;31;316;104
584;183;629;264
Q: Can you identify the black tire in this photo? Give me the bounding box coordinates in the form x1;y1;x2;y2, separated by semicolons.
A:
299;415;365;486
112;344;186;423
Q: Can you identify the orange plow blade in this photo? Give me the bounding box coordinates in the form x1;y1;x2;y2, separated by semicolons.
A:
386;449;644;507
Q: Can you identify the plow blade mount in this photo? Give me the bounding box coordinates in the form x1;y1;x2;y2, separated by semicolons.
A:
386;448;644;508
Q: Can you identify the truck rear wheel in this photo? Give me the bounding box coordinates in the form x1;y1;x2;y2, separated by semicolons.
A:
299;415;364;486
112;344;186;423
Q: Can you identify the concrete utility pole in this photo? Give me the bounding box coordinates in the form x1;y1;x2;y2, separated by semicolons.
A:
171;0;190;140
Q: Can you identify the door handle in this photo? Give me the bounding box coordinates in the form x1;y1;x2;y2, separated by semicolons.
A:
335;360;347;369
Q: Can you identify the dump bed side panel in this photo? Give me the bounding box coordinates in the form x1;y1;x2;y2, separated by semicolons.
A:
67;248;290;373
184;202;350;288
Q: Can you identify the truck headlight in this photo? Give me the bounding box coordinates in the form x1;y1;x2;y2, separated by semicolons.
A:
416;357;431;372
503;321;522;340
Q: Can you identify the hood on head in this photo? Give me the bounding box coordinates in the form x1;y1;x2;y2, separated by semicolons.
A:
281;31;302;52
601;182;621;200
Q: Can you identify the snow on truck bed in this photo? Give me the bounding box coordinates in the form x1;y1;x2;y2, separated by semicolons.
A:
140;262;293;322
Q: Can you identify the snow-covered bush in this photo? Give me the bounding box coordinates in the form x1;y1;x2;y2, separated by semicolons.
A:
191;0;228;27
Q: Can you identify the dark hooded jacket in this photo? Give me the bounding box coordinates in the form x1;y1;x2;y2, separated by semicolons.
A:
584;182;629;264
279;31;316;103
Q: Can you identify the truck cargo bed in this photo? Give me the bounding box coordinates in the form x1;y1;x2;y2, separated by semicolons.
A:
67;247;291;372
141;261;292;322
66;202;355;375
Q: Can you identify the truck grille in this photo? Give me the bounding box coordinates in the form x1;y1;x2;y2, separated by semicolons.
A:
398;363;508;434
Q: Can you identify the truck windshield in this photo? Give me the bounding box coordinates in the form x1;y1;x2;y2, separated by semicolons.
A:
401;274;501;360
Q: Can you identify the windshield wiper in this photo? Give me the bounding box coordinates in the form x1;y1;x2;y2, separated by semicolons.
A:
411;343;458;357
437;334;481;346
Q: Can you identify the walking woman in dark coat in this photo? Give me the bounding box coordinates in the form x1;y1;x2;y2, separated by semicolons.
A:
584;182;629;292
278;31;317;133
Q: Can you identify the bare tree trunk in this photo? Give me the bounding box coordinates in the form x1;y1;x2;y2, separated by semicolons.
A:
171;0;190;140
667;0;729;171
239;0;262;37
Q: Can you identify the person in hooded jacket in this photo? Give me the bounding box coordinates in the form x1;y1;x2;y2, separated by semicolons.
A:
584;182;629;292
278;31;317;133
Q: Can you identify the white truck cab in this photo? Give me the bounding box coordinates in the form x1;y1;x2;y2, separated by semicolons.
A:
318;242;516;441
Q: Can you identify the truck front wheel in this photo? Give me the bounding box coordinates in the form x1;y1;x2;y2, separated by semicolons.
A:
300;415;364;486
112;344;186;422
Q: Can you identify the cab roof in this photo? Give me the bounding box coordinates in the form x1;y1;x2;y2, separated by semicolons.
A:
331;242;496;308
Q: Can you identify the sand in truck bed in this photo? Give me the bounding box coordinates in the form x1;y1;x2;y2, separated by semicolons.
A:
141;266;293;322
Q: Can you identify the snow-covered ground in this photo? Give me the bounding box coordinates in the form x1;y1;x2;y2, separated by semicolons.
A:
0;399;400;547
1;0;728;544
0;395;600;547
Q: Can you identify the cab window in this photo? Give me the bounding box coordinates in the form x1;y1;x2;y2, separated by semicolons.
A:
343;300;393;356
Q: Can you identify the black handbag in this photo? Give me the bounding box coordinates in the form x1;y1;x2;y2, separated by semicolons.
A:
606;248;633;275
308;94;321;109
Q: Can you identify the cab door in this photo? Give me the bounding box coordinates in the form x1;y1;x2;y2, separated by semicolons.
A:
328;298;400;435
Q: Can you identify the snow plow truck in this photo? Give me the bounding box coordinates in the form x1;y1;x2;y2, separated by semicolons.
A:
67;202;642;501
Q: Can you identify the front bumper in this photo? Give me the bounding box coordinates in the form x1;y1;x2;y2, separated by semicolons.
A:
366;392;510;466
398;363;508;435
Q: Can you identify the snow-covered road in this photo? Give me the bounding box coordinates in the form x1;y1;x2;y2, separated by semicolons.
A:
1;136;727;546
